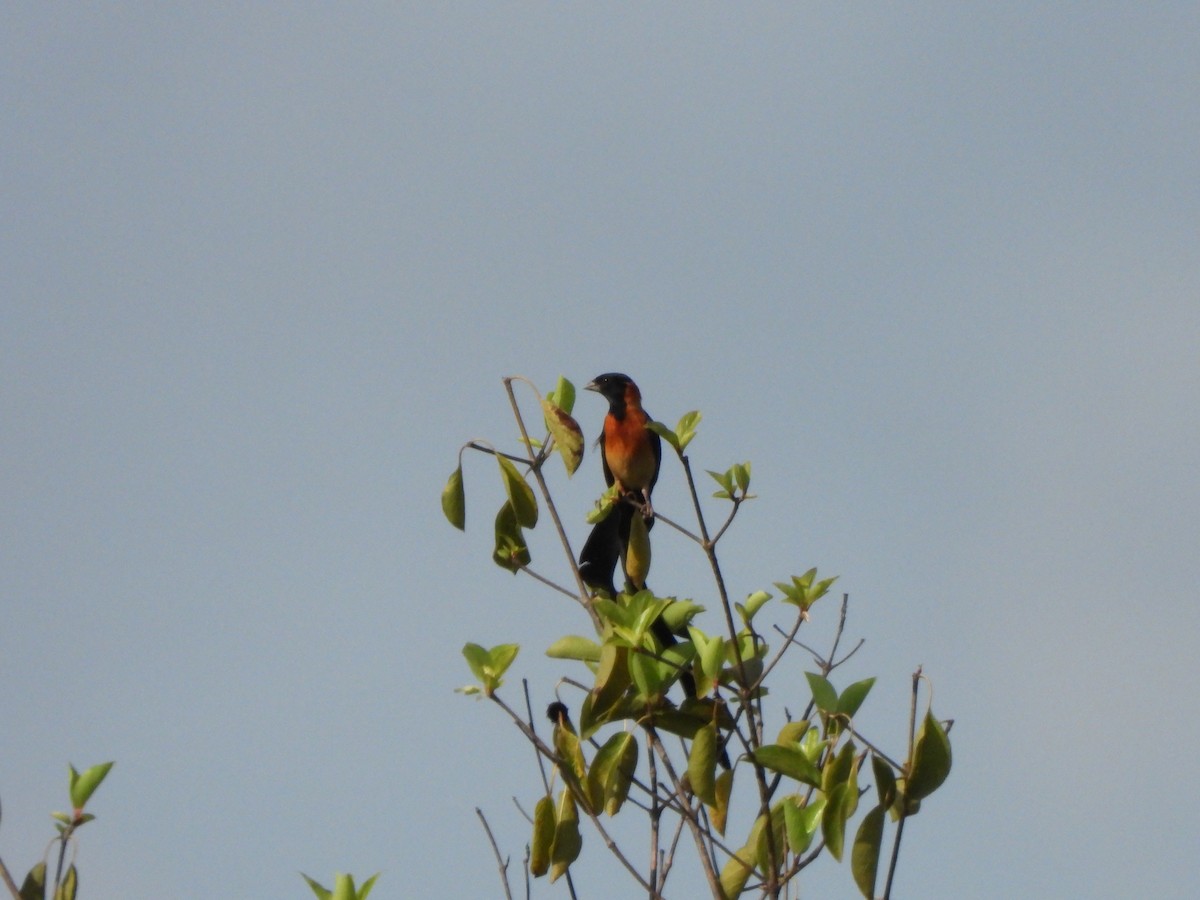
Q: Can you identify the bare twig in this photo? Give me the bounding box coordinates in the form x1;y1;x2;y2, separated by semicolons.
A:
476;808;514;900
521;680;552;795
882;666;923;900
648;735;661;897
0;855;19;900
646;728;725;897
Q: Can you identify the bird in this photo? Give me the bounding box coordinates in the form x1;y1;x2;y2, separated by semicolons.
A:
577;373;662;597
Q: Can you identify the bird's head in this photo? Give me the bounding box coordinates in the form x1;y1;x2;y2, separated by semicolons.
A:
585;373;639;407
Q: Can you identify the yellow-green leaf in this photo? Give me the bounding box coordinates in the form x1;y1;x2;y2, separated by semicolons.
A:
752;744;821;787
492;501;530;572
907;709;952;801
624;510;651;590
19;863;46;900
529;795;555;877
53;864;77;900
549;789;582;882
441;465;466;529
542;397;584;476
496;455;537;527
852;805;885;899
783;794;825;855
545;635;602;662
688;720;719;806
710;767;733;836
718;844;755;900
822;782;851;861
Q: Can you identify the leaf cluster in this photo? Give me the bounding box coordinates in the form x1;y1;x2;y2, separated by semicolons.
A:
446;375;953;898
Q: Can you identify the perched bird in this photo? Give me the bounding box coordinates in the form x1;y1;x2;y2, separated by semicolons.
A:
577;373;662;596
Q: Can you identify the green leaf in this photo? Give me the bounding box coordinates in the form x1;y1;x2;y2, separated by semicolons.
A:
646;419;680;453
461;642;518;694
549;789;582;882
547;375;576;415
585;644;632;734
775;568;838;611
441;465;466;529
628;645;669;699
542;396;584;476
492;501;530;571
783;794;825;855
674;410;702;452
776;719;810;746
753;802;789;877
69;761;113;810
707;468;735;499
823;748;860;862
851;805;885;899
553;722;588;803
805;672;838;714
496;455;538;528
872;754;897;808
689;627;723;697
738;590;771;624
732;461;751;492
54;865;78;900
710;767;733;836
660;599;704;633
488;644;519;680
624;506;651;589
689;720;719;806
587;731;638;816
822;740;858;796
357;873;381;900
751;745;821;787
719;844;756;900
19;863;46;900
461;643;491;683
545;635;602;662
331;873;355;900
837;677;876;718
907;710;952;801
822;782;852;861
529;794;555;877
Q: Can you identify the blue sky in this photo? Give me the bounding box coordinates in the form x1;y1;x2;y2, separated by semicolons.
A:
3;5;1197;897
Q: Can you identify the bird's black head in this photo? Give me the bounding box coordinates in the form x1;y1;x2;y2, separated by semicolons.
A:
585;372;636;405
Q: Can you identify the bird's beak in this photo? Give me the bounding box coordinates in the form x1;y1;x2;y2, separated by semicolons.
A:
584;380;599;393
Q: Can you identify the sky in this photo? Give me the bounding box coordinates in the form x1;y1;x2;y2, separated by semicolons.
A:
2;5;1197;898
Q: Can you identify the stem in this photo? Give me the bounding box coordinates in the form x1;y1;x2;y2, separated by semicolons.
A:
882;666;923;899
475;808;514;900
0;856;19;900
646;729;724;898
648;735;660;897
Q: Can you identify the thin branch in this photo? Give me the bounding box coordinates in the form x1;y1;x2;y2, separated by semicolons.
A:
846;727;905;773
521;680;552;795
516;565;578;600
645;508;702;544
0;855;19;900
475;808;514;900
882;666;923;900
707;497;743;546
646;729;725;898
648;734;660;898
466;441;534;466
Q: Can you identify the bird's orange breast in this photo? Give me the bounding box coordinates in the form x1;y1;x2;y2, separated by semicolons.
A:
604;408;657;493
